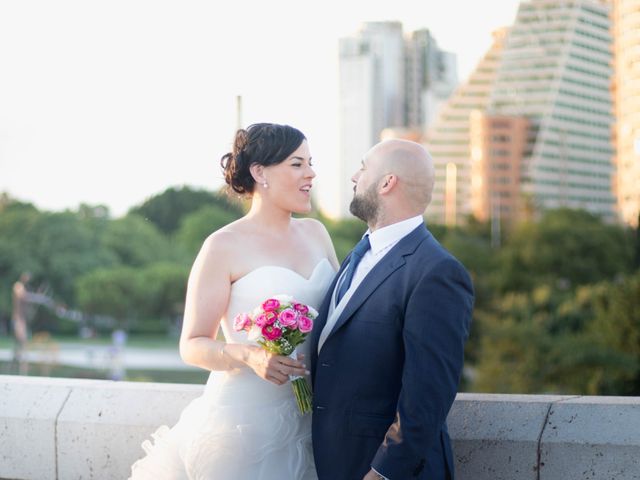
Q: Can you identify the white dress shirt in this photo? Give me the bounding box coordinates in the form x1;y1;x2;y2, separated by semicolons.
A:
317;215;424;352
347;214;424;294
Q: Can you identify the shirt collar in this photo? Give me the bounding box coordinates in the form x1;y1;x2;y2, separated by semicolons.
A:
365;215;424;255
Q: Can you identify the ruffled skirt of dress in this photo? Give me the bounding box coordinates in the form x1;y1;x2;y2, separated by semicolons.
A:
129;369;317;480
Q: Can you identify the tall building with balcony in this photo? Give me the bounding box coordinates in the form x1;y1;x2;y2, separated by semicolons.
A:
487;0;616;221
425;29;508;225
612;0;640;227
469;111;530;224
426;0;616;226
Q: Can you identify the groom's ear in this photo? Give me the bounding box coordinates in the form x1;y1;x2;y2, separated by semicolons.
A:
379;174;397;194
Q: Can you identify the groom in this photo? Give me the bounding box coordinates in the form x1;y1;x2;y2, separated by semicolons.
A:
310;139;474;480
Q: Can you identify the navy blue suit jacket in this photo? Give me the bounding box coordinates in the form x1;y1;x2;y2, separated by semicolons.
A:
310;224;474;480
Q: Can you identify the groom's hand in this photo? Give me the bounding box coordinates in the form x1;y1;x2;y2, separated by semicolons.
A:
363;469;387;480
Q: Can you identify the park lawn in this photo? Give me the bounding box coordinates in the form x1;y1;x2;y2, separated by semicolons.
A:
0;360;209;385
0;333;180;350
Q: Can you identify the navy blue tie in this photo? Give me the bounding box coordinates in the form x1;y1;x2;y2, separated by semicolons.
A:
336;235;371;305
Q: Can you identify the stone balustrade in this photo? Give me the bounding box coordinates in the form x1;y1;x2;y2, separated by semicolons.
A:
1;375;639;479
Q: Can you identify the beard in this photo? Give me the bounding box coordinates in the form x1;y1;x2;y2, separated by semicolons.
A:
349;183;379;223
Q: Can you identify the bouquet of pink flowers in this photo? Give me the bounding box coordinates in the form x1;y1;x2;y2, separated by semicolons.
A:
233;294;317;414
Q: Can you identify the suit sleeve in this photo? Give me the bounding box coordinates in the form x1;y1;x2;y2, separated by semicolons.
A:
371;257;474;478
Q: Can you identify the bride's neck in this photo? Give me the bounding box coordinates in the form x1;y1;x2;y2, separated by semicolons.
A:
245;194;292;232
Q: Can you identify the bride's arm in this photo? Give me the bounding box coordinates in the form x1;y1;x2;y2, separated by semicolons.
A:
178;232;235;371
179;231;307;384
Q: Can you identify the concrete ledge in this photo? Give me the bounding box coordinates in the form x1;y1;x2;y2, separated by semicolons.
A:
540;396;640;479
0;376;203;480
448;393;578;480
0;376;96;480
56;380;203;480
1;376;639;480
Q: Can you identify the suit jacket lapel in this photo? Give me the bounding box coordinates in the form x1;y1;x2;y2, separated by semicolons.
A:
324;224;430;343
312;256;349;337
310;256;349;367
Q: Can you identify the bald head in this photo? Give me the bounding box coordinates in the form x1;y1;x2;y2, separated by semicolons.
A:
366;139;435;212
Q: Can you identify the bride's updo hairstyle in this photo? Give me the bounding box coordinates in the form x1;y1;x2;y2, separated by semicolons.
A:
220;123;306;195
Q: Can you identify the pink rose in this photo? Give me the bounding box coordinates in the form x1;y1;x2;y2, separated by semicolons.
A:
233;313;252;332
297;315;313;333
262;298;280;312
262;324;283;340
278;308;298;327
256;313;269;328
255;312;276;328
293;303;309;315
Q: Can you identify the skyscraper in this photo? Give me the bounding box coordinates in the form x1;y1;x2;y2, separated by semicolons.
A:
331;22;458;219
426;0;616;225
425;29;508;225
405;29;459;132
488;0;615;221
469;111;530;224
335;22;405;219
612;0;640;227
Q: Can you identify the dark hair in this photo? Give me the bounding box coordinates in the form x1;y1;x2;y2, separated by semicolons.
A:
220;123;306;195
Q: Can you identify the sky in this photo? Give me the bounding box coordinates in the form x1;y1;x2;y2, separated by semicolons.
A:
0;0;521;217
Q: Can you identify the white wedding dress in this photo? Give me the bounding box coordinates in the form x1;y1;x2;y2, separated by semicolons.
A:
130;258;335;480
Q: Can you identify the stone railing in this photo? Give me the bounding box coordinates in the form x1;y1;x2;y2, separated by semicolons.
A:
1;375;639;479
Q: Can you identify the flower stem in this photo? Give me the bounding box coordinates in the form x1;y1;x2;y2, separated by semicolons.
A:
291;377;313;414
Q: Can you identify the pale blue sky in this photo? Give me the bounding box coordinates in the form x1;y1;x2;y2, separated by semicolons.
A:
0;0;520;216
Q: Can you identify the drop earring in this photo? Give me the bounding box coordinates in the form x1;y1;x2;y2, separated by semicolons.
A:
263;182;268;188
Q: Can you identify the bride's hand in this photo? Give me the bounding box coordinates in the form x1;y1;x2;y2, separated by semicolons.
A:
244;346;309;385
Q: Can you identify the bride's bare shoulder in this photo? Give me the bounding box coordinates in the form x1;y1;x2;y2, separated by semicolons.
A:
293;218;339;269
199;218;253;258
294;217;328;236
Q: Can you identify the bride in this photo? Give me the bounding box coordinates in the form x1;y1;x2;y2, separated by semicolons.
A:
129;123;338;479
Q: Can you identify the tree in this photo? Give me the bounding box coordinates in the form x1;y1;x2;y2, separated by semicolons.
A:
0;207;117;320
472;274;640;396
494;208;634;293
137;262;189;322
29;211;118;304
473;286;590;394
634;212;640;270
103;214;172;266
0;192;38;214
0;206;41;324
439;226;494;304
75;267;141;328
129;186;244;234
176;205;242;258
585;272;640;395
75;262;190;334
